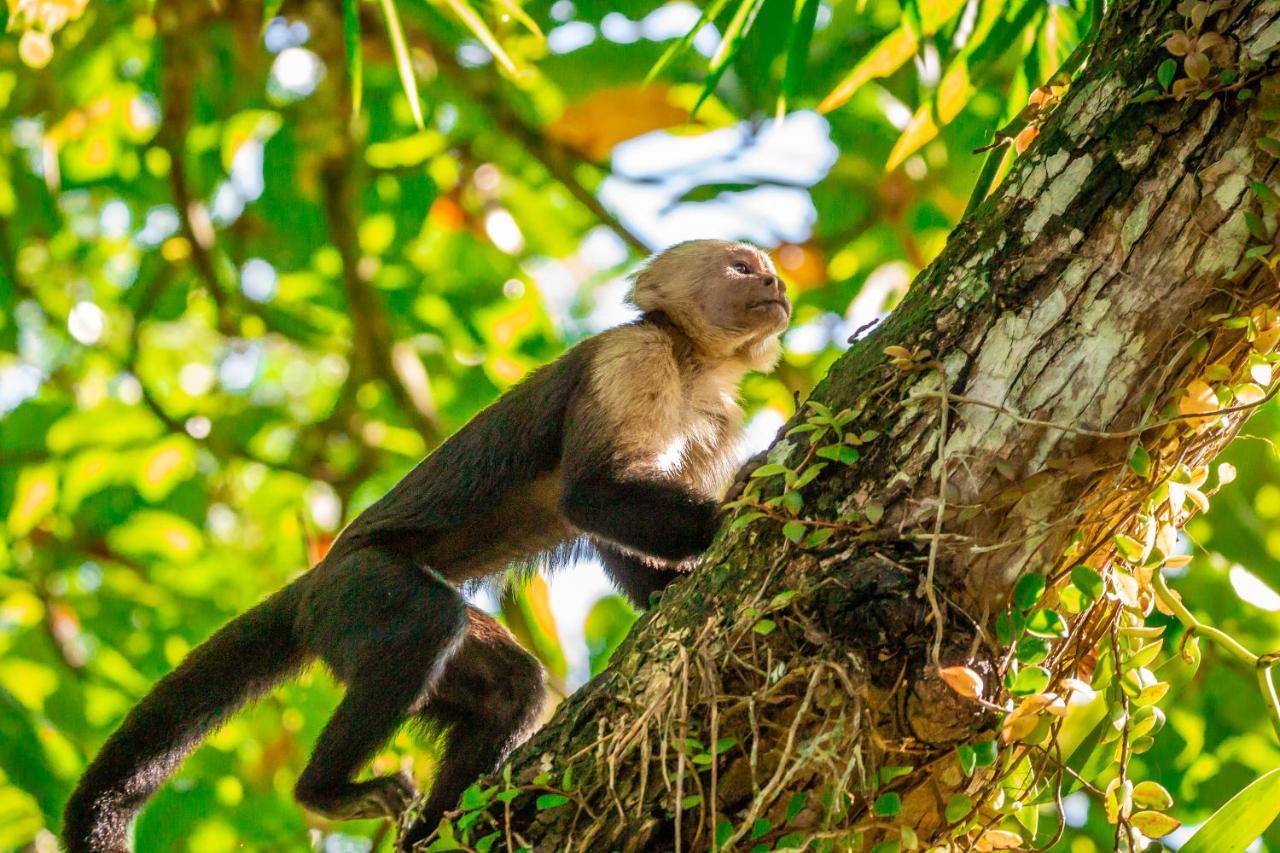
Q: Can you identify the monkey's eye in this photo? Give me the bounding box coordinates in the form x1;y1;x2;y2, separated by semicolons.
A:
731;262;752;274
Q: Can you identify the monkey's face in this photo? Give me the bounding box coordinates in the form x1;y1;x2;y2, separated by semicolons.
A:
696;244;791;339
631;240;792;359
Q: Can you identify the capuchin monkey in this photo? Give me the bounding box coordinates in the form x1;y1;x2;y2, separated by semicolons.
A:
63;239;791;852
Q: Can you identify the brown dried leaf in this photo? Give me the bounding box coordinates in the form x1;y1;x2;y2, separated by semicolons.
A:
939;665;984;699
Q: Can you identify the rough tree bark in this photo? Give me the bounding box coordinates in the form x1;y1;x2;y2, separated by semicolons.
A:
408;2;1280;850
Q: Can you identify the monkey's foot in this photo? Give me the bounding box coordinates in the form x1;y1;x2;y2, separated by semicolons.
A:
297;772;418;820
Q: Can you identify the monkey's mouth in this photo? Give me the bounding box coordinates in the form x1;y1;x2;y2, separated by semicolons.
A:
750;299;791;318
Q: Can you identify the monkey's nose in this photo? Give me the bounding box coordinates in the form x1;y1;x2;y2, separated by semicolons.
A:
763;274;780;290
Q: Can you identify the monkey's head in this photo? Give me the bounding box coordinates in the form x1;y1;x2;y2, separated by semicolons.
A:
630;240;791;366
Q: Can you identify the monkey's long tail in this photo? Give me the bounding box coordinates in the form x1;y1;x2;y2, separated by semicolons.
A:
63;584;307;852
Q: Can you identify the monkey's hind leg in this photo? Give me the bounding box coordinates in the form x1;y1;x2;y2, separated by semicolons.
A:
398;607;546;851
294;547;469;822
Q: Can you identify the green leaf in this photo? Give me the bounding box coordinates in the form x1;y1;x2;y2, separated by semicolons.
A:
873;792;901;817
535;793;569;810
945;792;973;824
1010;665;1050;695
1013;573;1046;611
1015;637;1050;665
680;794;703;809
781;489;804;515
815;444;860;464
956;743;977;776
343;0;363;115
692;0;769;116
793;462;827;489
1258;138;1280;158
1113;533;1146;562
973;739;998;767
786;792;807;823
1129;446;1152;478
1252;180;1280;207
1157;58;1178;90
1025;609;1069;639
782;521;807;543
646;0;734;83
1071;565;1104;602
751;463;789;478
378;0;424;130
754;619;777;635
804;527;834;547
777;0;820;118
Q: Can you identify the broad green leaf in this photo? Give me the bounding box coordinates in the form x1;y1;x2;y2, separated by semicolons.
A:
1180;770;1280;853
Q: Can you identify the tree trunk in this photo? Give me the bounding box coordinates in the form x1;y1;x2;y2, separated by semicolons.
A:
410;2;1280;849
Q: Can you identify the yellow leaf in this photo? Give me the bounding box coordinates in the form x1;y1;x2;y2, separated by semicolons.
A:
1178;379;1218;427
1185;487;1209;514
936;63;973;125
818;28;917;114
1001;711;1039;743
975;830;1024;851
1235;383;1267;405
885;103;938;172
1253;325;1280;353
546;85;691;161
1112;571;1141;608
1132;810;1181;837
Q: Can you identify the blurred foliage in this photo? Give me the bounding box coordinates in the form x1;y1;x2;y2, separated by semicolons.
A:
0;0;1275;850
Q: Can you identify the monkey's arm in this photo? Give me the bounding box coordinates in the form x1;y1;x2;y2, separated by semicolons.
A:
560;463;719;561
595;543;688;609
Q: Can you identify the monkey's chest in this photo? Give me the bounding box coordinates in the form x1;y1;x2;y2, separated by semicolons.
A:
661;405;742;499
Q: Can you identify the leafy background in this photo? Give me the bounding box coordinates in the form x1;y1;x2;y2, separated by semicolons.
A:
0;0;1276;850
